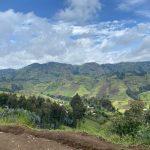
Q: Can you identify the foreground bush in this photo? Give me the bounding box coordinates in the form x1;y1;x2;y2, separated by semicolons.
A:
0;108;40;126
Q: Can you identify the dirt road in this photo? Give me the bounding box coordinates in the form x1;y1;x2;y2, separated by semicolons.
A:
0;125;149;150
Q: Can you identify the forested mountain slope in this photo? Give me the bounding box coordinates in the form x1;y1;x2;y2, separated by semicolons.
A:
0;61;150;101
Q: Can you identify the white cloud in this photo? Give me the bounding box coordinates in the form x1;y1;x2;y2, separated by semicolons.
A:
136;10;150;18
118;0;147;11
0;10;150;69
56;0;101;23
117;0;150;18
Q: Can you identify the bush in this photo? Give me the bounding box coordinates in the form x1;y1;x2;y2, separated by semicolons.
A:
0;108;40;126
137;126;150;145
112;101;145;141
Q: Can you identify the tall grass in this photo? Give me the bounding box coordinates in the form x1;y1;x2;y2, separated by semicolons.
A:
0;108;40;128
60;118;150;147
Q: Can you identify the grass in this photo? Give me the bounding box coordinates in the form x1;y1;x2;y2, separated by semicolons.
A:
76;85;89;96
2;73;150;102
0;116;33;128
139;91;150;101
60;118;138;147
112;100;131;112
0;108;38;128
0;116;149;147
110;80;132;101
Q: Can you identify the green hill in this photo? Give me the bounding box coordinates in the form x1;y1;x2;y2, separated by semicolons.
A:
1;61;150;106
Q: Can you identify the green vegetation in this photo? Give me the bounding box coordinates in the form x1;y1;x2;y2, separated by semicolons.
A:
1;61;150;148
139;91;150;101
1;92;150;147
0;108;40;127
1;61;150;104
70;93;86;126
0;93;87;129
0;93;68;128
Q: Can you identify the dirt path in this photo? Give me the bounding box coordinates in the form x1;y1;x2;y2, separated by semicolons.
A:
0;132;73;150
0;125;149;150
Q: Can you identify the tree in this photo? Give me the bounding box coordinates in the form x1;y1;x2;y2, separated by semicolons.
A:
125;101;144;118
70;93;86;127
112;101;145;142
26;96;37;112
126;88;139;100
116;72;125;80
145;110;150;124
50;103;66;128
0;93;9;106
0;93;71;129
99;96;115;112
7;94;18;108
11;84;23;92
18;95;26;108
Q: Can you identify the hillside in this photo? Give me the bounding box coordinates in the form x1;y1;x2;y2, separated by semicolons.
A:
0;61;150;105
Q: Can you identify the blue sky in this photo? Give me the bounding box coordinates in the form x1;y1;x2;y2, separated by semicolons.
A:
0;0;63;18
0;0;149;68
0;0;149;22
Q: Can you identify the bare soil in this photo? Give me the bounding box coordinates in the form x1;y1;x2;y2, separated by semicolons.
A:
0;125;149;150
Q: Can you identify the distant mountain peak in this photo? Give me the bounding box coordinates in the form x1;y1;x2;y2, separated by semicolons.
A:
83;62;99;66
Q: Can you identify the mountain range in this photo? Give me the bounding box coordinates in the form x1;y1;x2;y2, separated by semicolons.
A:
0;61;150;108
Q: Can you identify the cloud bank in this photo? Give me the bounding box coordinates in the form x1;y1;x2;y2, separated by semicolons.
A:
0;9;150;69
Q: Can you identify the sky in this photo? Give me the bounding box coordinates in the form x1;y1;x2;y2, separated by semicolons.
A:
0;0;149;69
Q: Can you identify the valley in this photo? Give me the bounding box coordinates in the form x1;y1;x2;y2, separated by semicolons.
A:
1;61;150;149
1;61;150;112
